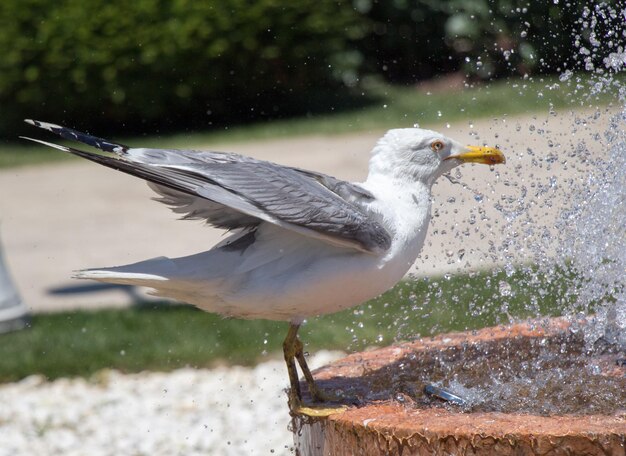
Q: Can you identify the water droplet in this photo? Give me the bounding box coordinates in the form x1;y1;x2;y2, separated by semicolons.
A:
499;281;512;296
559;70;573;82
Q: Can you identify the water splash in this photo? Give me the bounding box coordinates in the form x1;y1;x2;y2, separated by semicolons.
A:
343;5;626;399
384;1;626;415
540;2;626;351
457;1;626;351
559;108;626;350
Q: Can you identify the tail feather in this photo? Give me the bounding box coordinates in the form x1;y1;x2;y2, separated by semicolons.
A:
73;255;225;309
74;256;177;287
24;119;128;154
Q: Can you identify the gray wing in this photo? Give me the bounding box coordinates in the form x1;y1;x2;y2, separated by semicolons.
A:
23;120;391;254
169;160;390;251
287;167;376;203
147;182;261;228
148;160;375;227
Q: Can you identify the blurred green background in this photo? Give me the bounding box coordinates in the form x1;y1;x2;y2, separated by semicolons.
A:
0;0;614;138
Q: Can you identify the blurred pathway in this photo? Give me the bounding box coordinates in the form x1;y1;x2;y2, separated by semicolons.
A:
0;107;614;312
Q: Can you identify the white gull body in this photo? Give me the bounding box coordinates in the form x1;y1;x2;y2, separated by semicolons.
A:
24;121;504;323
94;179;432;321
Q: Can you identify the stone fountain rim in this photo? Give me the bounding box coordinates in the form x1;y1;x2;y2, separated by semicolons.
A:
323;403;626;437
305;317;626;437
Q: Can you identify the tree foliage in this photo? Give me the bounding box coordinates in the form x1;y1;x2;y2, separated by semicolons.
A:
0;0;616;137
0;0;364;136
357;0;618;83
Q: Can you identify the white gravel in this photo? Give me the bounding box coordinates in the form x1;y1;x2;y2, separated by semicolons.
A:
0;351;343;456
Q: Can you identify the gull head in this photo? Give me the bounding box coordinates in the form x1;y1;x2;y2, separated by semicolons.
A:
368;127;505;185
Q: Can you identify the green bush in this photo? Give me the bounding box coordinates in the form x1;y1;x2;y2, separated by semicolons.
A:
356;0;621;82
355;0;454;82
440;1;594;80
0;0;365;137
2;1;618;139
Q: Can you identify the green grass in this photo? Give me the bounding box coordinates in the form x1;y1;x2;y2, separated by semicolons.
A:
2;74;618;168
0;143;76;168
0;267;580;382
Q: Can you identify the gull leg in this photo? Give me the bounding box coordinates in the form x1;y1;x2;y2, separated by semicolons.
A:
283;324;348;417
283;323;301;410
293;337;324;402
294;336;345;404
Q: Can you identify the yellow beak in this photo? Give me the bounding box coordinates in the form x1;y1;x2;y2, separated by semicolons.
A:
446;145;506;165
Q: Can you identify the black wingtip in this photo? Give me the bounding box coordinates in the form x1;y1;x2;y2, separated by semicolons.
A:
24;119;62;131
24;119;129;154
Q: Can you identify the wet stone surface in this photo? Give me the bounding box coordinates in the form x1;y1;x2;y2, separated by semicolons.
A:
307;319;626;417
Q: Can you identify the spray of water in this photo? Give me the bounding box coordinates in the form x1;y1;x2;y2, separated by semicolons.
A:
540;2;626;351
560;107;626;349
437;1;626;349
455;2;626;413
339;2;626;414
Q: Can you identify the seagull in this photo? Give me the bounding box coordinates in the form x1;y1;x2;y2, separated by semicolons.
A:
23;119;505;414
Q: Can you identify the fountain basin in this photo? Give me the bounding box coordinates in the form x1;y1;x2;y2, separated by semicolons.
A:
293;319;626;455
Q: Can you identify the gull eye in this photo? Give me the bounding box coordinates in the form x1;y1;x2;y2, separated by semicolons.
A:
430;140;445;152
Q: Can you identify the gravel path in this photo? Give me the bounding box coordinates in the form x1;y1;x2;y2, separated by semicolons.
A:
0;351;343;456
